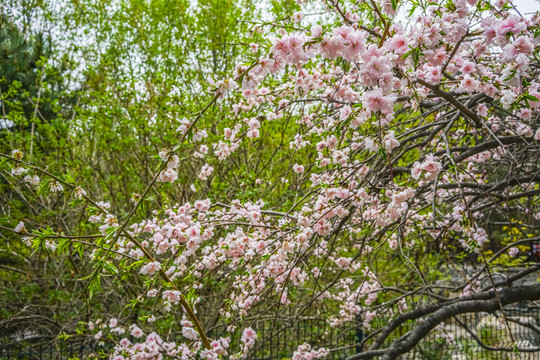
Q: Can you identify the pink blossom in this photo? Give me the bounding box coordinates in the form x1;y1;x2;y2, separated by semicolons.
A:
130;326;143;338
426;66;443;84
311;25;322;38
430;47;447;66
109;318;117;328
320;35;343;59
140;261;161;275
50;181;64;192
361;57;391;88
460;75;478;93
340;105;352;120
362;88;395;115
176;117;191;134
11;165;26;176
504;36;534;60
119;338;131;347
162;290;181;303
182;326;199;340
199;164;214;180
471;227;488;247
158;168;178;183
23;175;40;185
210;78;239;95
247;129;260;138
460;61;475;74
343;32;366;61
241;327;257;345
89;215;101;223
159;149;169;161
14;221;26;233
293;164;305;173
422;155;442;181
389;35;408;52
498;15;527;36
292;11;303;24
383;131;400;152
74;186;87;199
201;349;219;360
364;138;377;152
477;104;488;117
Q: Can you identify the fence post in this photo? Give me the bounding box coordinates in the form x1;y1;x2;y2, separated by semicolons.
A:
355;314;363;355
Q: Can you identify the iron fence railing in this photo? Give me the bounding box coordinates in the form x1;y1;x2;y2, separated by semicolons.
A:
0;340;109;360
2;305;540;359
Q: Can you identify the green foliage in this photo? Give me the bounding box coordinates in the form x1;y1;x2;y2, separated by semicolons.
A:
0;0;311;343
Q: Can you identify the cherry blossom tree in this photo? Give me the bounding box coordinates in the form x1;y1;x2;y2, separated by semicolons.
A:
2;0;540;359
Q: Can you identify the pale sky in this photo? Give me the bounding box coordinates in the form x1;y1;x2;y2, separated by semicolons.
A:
514;0;540;13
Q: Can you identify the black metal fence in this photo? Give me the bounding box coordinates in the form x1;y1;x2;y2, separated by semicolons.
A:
2;305;540;360
248;317;360;360
404;305;540;360
0;340;109;359
248;305;540;360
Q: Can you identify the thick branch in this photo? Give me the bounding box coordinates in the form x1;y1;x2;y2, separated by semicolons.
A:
347;284;540;360
416;78;483;127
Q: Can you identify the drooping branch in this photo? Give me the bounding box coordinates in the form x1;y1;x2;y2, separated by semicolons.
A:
416;78;483;127
346;284;540;360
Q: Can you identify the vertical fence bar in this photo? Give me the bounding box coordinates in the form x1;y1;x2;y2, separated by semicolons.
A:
296;319;300;354
285;324;288;357
270;323;274;360
279;326;283;359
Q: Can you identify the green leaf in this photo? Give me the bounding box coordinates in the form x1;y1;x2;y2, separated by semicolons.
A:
73;242;84;258
503;70;516;81
130;259;146;270
104;226;117;242
69;199;84;207
62;172;75;184
36;179;51;196
522;94;539;102
102;261;118;275
378;147;387;161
